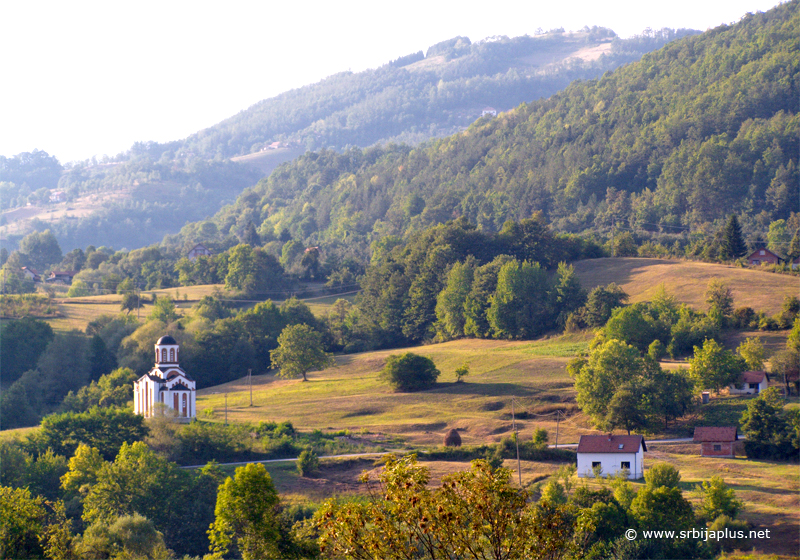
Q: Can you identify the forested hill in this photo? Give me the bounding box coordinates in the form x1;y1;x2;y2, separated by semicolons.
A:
177;2;797;258
150;27;697;159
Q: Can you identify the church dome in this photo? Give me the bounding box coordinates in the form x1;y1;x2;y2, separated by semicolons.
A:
157;335;178;345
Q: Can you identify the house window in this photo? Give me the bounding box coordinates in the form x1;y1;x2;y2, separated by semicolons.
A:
760;250;765;255
713;444;722;451
621;461;630;469
592;461;601;468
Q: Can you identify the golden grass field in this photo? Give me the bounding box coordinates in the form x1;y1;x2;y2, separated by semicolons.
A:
572;258;799;316
197;335;595;447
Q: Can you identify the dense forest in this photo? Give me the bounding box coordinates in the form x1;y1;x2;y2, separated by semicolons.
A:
177;3;797;263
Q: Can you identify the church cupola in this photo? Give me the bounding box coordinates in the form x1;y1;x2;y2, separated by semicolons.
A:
155;335;179;365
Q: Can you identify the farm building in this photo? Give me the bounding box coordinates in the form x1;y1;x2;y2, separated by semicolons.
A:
693;426;738;458
576;434;646;479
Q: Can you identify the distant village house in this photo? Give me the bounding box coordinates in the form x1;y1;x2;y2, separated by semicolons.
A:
187;243;213;260
45;270;76;285
729;371;769;395
481;106;497;117
747;247;781;266
576;434;646;479
693;426;738;458
21;267;41;283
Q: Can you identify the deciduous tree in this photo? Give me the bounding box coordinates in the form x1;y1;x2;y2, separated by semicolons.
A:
208;463;282;560
271;324;334;382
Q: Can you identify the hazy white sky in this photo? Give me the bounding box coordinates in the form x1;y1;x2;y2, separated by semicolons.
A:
0;0;785;163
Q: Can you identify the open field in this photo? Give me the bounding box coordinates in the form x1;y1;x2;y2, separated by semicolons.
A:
197;333;617;447
43;284;357;332
573;258;799;316
231;147;306;176
0;187;130;238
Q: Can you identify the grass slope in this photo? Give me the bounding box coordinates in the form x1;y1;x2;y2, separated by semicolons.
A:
572;258;798;316
197;334;599;447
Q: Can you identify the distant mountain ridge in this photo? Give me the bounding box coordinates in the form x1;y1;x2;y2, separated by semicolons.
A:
140;27;698;160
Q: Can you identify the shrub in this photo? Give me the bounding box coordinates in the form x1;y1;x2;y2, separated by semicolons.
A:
443;429;462;447
297;447;319;477
380;353;440;392
731;307;756;329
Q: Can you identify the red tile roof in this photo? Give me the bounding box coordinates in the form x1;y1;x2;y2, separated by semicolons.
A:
742;371;767;384
693;426;738;443
577;434;646;453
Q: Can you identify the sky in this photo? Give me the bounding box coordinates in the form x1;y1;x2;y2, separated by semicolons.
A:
0;0;786;164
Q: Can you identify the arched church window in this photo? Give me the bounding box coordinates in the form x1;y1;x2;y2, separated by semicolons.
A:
182;393;187;417
161;349;167;362
169;348;175;362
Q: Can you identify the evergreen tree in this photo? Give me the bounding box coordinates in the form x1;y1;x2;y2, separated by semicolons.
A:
720;215;747;260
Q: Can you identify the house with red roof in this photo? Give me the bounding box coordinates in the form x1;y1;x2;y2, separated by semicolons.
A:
730;371;769;395
693;426;738;458
576;434;646;479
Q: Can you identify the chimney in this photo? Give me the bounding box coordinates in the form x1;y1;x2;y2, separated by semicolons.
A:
607;433;612;441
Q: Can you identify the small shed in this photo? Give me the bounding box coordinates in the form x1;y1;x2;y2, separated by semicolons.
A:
730;371;769;395
693;426;738;458
576;434;646;479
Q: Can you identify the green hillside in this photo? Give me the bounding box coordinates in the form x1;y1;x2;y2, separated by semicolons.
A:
182;3;797;259
164;28;696;159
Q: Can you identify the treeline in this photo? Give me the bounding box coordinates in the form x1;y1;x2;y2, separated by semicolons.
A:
182;3;796;263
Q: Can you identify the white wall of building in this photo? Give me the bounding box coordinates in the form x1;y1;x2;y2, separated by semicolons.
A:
577;449;644;479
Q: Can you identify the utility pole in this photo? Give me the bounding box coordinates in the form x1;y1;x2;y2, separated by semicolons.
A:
512;398;522;487
248;368;253;407
555;410;562;449
224;392;228;425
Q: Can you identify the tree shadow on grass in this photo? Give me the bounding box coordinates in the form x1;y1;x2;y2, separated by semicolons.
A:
428;381;538;397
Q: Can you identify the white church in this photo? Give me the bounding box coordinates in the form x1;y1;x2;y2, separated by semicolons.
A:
133;335;196;421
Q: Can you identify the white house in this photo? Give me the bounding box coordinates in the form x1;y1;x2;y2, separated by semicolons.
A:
576;434;646;479
729;371;769;395
133;335;196;421
481;106;497;117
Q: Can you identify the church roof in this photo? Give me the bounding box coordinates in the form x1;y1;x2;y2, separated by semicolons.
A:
169;382;191;391
157;335;178;345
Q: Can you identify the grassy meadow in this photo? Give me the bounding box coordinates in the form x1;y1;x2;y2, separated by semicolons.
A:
572;258;798;316
197;335;594;447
